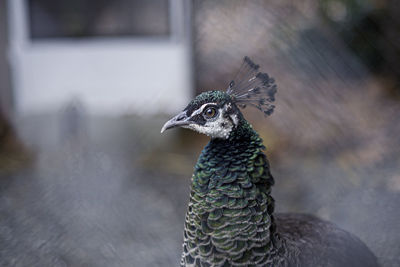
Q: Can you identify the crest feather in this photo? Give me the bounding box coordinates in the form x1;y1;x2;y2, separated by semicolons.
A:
227;57;277;116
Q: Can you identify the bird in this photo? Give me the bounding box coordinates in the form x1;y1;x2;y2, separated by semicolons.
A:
161;57;379;267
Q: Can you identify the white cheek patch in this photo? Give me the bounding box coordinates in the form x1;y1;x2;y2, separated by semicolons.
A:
224;103;239;126
186;108;234;139
231;114;238;126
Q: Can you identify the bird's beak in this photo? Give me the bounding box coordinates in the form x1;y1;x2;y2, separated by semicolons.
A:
161;111;191;133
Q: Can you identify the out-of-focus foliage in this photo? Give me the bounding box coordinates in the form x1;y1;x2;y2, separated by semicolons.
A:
320;0;400;96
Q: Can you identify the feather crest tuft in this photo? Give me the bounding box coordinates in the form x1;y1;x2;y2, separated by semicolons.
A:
227;57;277;116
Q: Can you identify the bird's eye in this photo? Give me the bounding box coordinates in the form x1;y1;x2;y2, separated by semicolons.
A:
203;107;217;119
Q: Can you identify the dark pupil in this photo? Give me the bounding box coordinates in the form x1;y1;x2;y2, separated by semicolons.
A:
205;108;215;117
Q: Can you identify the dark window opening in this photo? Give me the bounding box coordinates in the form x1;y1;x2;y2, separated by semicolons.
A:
28;0;170;39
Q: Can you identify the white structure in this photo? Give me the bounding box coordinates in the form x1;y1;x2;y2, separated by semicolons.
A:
7;0;192;115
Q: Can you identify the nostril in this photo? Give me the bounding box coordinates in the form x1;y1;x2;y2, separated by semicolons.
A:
177;114;185;121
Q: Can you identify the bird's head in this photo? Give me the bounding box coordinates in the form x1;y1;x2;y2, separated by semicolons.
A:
161;57;277;139
161;91;242;139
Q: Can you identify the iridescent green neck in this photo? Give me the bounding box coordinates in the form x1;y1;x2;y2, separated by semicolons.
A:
181;120;282;266
227;115;256;141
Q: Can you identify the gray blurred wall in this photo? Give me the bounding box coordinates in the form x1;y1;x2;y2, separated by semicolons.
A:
0;0;13;118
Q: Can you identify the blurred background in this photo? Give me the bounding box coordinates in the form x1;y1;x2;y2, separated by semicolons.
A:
1;0;400;266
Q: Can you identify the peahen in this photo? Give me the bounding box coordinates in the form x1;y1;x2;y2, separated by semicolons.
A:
161;57;379;267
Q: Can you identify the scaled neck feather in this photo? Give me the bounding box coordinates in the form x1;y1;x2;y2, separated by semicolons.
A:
181;119;285;266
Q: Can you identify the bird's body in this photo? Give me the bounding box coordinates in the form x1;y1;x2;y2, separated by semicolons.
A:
182;117;280;266
161;58;379;267
275;213;378;267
